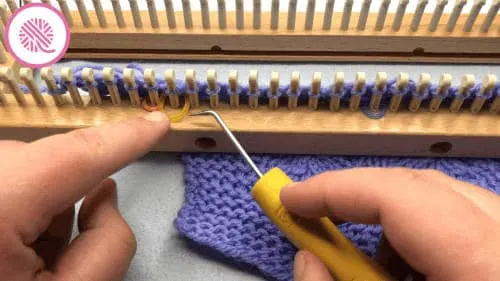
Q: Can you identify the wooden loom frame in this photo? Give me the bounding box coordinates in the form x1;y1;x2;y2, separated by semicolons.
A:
1;94;499;158
68;10;499;64
0;0;499;158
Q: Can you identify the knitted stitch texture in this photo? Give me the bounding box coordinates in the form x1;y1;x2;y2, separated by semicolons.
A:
175;153;500;281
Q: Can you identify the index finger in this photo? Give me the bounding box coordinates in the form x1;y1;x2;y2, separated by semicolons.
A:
1;111;169;238
280;168;493;275
280;167;498;224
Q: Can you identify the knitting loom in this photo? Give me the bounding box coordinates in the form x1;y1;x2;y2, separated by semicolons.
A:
22;0;500;63
0;0;499;158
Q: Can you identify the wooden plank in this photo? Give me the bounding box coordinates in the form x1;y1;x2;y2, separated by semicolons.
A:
65;11;500;63
0;94;498;158
63;51;500;64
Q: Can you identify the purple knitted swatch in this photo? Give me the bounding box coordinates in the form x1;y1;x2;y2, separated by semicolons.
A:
174;153;500;281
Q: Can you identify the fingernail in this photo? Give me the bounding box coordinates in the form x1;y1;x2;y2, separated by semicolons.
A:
282;182;300;195
143;111;167;123
103;178;118;208
280;182;298;202
283;182;298;190
294;250;309;280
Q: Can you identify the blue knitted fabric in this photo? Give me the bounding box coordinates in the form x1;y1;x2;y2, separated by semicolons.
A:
174;153;500;281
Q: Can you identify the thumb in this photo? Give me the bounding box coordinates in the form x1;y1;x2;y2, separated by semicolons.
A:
294;250;334;281
50;178;137;281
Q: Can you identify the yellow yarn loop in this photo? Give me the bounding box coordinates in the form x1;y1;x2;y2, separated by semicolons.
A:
165;95;190;123
142;95;191;123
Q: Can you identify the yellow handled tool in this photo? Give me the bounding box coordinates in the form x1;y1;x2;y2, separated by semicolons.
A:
190;110;394;281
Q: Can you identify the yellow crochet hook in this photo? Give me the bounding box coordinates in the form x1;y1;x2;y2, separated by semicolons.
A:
190;110;394;281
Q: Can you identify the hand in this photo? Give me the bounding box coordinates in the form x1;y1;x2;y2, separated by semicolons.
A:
0;111;169;281
280;168;500;281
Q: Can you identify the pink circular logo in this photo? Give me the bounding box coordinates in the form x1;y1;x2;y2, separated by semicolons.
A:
19;18;55;53
6;3;70;68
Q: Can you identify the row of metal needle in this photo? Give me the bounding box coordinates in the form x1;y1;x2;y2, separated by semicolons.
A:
2;0;498;33
0;66;498;114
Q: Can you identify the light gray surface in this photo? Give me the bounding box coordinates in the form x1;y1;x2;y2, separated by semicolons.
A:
56;59;500;281
96;152;264;281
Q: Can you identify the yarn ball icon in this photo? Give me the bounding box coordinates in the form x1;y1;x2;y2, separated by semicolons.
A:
5;3;69;67
18;18;55;54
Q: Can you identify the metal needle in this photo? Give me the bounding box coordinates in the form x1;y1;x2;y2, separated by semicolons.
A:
190;110;263;178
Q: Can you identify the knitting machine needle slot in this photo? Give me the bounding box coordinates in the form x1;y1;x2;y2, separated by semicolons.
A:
429;142;453;154
194;137;217;150
412;47;425;56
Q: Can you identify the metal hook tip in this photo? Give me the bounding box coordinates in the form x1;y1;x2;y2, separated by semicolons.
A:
188;111;209;116
188;110;217;117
